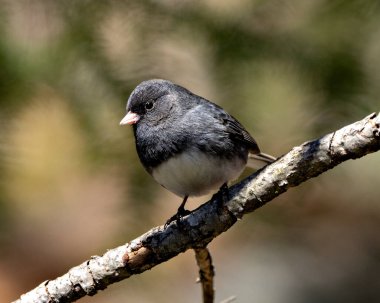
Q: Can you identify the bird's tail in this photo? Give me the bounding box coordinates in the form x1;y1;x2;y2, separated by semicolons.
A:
247;152;276;169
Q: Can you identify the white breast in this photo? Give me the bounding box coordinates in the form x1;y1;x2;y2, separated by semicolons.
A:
152;149;247;197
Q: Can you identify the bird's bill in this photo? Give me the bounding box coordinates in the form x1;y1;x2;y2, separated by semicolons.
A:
120;111;140;125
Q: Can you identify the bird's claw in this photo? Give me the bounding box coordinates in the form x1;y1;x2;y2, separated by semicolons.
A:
165;208;191;228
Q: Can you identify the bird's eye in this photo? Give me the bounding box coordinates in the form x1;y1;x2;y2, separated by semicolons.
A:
145;101;154;110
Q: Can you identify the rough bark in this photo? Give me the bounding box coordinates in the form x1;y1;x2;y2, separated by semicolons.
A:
13;112;380;303
194;247;215;303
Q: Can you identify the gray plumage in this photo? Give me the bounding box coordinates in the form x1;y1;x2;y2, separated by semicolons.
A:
121;79;275;199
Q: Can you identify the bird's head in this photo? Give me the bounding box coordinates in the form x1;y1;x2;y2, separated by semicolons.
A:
120;79;180;127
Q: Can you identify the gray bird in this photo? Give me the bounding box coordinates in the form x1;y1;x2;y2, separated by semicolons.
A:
120;79;275;223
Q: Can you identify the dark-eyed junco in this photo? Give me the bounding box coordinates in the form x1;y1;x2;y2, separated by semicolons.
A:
120;79;275;223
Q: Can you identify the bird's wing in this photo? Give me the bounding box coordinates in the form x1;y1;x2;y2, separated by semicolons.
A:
197;100;261;154
222;115;261;154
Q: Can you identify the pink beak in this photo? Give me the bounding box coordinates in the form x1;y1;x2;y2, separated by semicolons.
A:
120;111;140;125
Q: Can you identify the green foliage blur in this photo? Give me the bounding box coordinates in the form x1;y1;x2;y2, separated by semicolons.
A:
1;1;379;302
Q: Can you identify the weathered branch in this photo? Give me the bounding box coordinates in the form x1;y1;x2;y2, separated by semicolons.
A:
14;112;380;303
194;247;215;303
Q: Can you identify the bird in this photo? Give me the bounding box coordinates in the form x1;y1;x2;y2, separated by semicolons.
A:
120;79;275;224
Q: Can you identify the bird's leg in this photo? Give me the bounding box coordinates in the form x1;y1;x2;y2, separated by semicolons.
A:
165;195;191;227
220;182;229;201
213;182;229;207
177;195;189;217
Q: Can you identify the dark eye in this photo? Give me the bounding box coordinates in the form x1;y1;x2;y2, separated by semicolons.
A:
145;101;154;110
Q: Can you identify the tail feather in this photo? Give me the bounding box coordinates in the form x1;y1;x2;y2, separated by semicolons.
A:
247;152;276;169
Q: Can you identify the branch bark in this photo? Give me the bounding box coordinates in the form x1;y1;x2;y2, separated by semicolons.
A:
194;247;215;303
13;112;380;303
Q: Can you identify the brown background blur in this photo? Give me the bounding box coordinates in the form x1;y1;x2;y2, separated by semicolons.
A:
1;1;380;302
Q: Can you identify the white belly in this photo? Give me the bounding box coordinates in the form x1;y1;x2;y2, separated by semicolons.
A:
152;149;246;197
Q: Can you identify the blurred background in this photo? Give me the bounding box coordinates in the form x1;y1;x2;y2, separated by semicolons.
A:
0;0;379;302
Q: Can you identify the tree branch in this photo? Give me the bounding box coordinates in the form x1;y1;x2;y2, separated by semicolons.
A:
194;247;215;303
13;112;380;303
